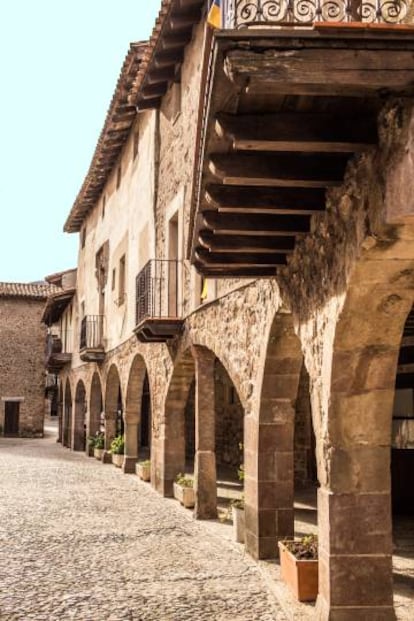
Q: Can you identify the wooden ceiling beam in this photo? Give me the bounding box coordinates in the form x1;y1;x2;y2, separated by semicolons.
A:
209;152;348;188
205;184;325;214
202;210;311;234
195;247;287;266
146;67;177;85
141;83;168;100
153;50;184;70
198;230;296;253
137;98;162;111
160;32;192;52
194;263;277;278
169;10;200;32
216;112;377;153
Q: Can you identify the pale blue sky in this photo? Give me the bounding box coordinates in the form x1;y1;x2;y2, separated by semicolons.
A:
0;0;160;282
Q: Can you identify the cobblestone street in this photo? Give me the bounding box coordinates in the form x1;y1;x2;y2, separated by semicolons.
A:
0;427;285;621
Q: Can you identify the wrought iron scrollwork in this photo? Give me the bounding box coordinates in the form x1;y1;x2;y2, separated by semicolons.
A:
224;0;408;27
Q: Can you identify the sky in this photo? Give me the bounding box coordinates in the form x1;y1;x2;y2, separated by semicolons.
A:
0;0;160;283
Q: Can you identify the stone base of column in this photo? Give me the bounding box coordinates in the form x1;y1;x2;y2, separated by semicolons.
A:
102;450;112;464
86;445;94;457
315;596;395;621
123;457;138;474
194;450;217;520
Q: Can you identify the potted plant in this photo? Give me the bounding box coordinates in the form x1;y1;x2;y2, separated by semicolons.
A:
173;473;195;508
93;432;105;460
87;435;96;457
136;459;151;482
110;435;125;467
278;535;318;602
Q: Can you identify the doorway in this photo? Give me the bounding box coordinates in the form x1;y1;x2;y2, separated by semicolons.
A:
4;401;20;436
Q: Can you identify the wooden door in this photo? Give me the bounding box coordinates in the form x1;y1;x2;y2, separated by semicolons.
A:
4;401;20;436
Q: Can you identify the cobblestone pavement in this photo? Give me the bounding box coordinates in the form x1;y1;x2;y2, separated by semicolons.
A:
0;429;285;621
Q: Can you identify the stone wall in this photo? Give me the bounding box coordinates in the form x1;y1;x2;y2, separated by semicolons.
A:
0;297;46;436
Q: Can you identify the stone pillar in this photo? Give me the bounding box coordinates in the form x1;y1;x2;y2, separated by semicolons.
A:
123;414;139;474
103;412;116;463
245;319;302;559
193;346;217;520
315;353;396;620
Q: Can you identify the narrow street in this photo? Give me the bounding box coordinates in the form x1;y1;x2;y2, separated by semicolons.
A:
0;427;285;621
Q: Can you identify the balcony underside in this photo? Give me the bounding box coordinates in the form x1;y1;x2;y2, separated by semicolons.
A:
134;318;184;343
191;26;414;277
79;348;105;363
46;353;72;374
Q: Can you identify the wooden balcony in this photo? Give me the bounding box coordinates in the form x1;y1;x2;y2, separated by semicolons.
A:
79;315;105;362
45;333;72;373
190;12;414;277
134;259;183;343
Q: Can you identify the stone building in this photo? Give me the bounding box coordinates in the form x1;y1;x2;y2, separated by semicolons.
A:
0;282;58;436
46;1;414;618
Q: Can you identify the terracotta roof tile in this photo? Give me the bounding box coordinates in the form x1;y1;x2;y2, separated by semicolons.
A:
0;282;61;300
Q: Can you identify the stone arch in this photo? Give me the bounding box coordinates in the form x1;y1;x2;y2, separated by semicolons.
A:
89;372;103;441
123;354;152;473
73;380;87;452
245;312;303;560
310;251;414;619
57;378;63;444
63;379;72;448
104;364;123;453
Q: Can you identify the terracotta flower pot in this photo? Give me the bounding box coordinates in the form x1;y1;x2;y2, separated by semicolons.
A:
112;453;124;468
232;505;245;543
173;481;195;508
136;462;151;481
278;541;318;602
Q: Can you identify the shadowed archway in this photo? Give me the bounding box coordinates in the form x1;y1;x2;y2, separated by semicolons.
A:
73;380;87;451
123;355;152;473
63;380;72;448
104;364;123;459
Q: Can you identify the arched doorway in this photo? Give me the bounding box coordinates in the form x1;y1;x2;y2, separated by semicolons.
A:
104;364;123;462
73;380;87;451
63;380;72;448
124;355;152;473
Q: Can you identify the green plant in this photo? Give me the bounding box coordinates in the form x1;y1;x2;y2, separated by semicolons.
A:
284;535;318;560
87;435;96;448
94;432;104;450
110;435;125;455
138;459;151;467
230;496;244;510
175;473;193;488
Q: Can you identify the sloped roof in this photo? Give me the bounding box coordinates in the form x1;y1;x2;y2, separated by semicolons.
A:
0;282;61;300
64;42;147;233
41;288;76;326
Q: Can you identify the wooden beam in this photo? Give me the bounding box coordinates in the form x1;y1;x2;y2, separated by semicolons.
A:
141;83;168;100
137;98;162;111
397;363;414;374
216;112;377;153
225;48;414;95
195;247;287;266
401;336;414;347
202;210;311;234
160;33;192;52
153;50;184;70
194;262;277;278
209;152;348;187
205;184;325;214
199;230;296;253
169;10;200;32
146;67;177;85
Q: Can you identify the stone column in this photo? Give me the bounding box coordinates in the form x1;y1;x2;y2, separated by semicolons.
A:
315;351;396;620
245;319;302;559
123;413;139;474
193;346;217;520
103;412;116;463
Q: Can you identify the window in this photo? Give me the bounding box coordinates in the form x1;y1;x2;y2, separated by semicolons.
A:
116;165;122;190
118;255;126;305
81;227;86;249
133;131;139;160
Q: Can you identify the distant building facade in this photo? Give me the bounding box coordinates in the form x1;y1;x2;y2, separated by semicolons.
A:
0;282;58;437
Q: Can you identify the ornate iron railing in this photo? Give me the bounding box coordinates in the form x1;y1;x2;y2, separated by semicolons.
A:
80;315;104;350
135;259;181;325
223;0;410;28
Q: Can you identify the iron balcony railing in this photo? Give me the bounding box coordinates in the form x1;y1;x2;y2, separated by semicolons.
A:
45;330;72;358
135;259;182;325
223;0;410;28
80;315;105;350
